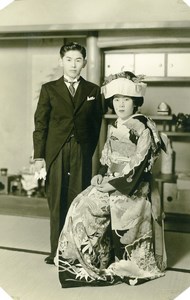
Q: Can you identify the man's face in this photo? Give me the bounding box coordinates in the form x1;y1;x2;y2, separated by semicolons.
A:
60;50;86;79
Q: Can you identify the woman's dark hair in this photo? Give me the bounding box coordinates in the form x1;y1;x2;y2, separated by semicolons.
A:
60;42;86;59
105;96;144;114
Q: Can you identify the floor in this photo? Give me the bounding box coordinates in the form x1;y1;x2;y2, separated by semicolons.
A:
0;202;190;300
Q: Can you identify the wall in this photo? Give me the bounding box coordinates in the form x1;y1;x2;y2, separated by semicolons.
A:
1;0;190;28
142;86;190;116
0;40;28;174
0;35;190;174
0;37;86;174
99;29;190;173
103;84;190;173
142;85;190;173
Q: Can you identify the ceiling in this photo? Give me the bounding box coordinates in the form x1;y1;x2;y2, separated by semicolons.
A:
0;0;190;33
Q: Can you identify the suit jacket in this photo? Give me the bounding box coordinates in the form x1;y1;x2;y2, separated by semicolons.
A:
33;76;103;172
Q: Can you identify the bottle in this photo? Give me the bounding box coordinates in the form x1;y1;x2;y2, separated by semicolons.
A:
161;139;175;174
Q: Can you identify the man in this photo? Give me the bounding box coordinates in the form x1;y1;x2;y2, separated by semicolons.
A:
33;42;102;264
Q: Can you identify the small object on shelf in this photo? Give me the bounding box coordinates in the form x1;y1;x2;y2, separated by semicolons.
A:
176;113;190;132
0;175;8;194
0;168;8;176
21;174;38;197
161;138;176;175
157;102;171;115
0;168;8;194
8;175;22;195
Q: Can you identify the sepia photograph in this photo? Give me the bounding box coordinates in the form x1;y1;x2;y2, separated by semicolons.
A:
0;0;190;299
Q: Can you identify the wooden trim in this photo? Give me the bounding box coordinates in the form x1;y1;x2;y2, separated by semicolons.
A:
0;21;190;38
145;76;190;82
0;31;89;40
98;37;190;48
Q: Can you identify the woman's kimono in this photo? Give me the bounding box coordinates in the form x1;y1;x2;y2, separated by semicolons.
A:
57;113;167;288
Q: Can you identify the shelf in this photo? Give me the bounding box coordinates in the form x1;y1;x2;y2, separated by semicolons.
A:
103;114;190;139
104;114;174;121
163;131;190;141
148;115;174;121
154;173;177;184
163;131;190;137
144;77;190;82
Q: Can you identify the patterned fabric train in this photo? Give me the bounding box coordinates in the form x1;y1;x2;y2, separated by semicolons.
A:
56;113;167;288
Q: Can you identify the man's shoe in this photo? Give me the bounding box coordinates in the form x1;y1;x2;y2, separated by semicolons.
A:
44;256;54;265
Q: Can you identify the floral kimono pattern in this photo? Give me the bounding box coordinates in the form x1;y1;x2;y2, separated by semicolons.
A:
57;114;167;288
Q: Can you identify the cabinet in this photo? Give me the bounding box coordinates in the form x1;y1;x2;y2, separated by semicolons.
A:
104;53;134;76
163;182;190;215
135;53;165;77
104;51;190;81
167;53;190;77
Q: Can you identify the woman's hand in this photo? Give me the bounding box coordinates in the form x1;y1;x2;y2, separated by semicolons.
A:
96;182;115;193
91;174;103;186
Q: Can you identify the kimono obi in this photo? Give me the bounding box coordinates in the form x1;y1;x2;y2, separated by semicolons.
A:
107;132;136;176
110;135;136;156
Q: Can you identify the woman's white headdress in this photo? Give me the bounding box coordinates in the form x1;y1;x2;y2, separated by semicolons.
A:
101;72;147;99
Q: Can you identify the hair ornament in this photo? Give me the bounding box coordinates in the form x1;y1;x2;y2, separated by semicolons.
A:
101;71;147;99
132;74;146;83
102;72;146;86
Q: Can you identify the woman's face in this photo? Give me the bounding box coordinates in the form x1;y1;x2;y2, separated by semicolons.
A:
113;95;134;120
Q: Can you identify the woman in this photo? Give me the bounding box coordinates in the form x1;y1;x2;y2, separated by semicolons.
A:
57;71;167;287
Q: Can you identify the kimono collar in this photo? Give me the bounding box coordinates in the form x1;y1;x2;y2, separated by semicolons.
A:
115;114;138;127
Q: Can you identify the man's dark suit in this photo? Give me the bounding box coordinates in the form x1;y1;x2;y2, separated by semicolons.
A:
33;76;102;258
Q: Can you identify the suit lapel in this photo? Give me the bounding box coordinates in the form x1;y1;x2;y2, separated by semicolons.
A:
55;76;92;112
73;77;91;113
55;76;74;107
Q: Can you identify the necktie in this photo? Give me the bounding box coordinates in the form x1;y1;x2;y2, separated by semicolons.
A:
68;82;75;97
64;77;77;97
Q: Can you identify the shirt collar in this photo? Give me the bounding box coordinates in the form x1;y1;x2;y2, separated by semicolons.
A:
64;75;80;83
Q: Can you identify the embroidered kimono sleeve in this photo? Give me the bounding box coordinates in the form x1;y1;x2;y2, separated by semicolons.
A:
108;127;152;196
99;125;113;168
